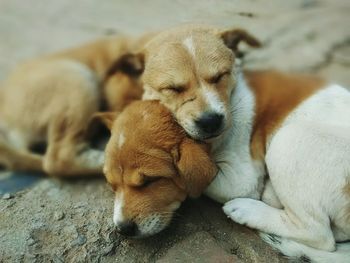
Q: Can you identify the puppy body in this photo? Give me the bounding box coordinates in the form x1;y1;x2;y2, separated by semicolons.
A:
114;25;350;261
0;34;150;175
219;71;350;262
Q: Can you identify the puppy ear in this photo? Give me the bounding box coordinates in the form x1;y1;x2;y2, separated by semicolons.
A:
105;53;145;79
173;138;217;198
90;112;119;130
220;28;261;55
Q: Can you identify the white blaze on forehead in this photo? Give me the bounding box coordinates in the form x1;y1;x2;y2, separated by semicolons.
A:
118;132;125;149
113;192;124;225
183;36;196;58
202;85;225;115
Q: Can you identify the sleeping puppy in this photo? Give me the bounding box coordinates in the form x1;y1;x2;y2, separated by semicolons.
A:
0;34;150;176
98;100;217;237
108;24;350;261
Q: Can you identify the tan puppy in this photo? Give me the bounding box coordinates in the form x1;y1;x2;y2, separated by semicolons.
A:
113;25;260;141
99;100;217;237
0;34;150;176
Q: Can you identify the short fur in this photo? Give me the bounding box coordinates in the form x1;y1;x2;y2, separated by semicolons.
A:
101;100;217;237
112;24;350;261
0;34;151;176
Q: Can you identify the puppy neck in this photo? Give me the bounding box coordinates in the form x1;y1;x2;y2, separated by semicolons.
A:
211;67;255;154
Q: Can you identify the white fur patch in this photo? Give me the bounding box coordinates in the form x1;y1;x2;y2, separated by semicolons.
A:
183;36;196;58
118;132;125;149
261;233;350;263
201;85;225;115
113;192;124;225
204;72;350;260
137;213;169;237
205;72;264;203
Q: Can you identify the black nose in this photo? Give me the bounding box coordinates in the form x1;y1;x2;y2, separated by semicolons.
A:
195;112;224;135
116;221;137;236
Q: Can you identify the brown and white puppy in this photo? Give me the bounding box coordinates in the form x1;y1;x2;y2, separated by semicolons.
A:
0;34;150;176
111;24;350;261
99;100;217;237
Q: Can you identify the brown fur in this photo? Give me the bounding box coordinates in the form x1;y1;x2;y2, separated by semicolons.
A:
142;29;235;126
103;72;143;112
102;100;217;227
110;25;261;141
246;70;325;160
0;34;152;176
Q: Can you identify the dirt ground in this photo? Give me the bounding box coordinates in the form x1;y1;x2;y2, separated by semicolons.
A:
0;0;349;262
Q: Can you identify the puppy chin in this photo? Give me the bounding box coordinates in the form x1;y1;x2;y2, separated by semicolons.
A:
182;120;227;141
135;214;174;238
186;127;226;142
134;225;167;239
134;202;181;238
181;123;201;140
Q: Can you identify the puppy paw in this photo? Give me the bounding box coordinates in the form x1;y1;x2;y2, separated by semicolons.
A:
223;198;265;228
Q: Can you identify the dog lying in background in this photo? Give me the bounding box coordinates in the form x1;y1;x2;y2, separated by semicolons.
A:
99;100;217;237
0;34;149;176
110;24;350;262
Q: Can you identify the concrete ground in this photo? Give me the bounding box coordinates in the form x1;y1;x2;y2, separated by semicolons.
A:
0;0;349;262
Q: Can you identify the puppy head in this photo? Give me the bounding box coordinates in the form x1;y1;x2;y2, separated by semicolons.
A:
111;25;260;140
99;100;217;237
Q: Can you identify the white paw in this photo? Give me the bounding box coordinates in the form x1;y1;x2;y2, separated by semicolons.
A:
223;198;265;228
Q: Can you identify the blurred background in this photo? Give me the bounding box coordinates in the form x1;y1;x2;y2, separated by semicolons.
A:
0;0;349;84
0;0;349;262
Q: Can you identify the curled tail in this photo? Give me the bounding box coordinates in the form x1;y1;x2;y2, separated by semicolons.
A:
260;233;350;263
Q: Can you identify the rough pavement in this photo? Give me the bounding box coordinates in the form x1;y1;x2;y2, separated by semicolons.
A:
0;0;349;262
0;179;285;262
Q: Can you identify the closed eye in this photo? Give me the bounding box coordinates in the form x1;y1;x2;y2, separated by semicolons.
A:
160;85;185;94
208;71;230;84
139;175;162;188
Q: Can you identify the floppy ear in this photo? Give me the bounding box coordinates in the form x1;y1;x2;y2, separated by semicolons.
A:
220;28;261;56
90;112;120;130
105;53;145;79
173;138;218;198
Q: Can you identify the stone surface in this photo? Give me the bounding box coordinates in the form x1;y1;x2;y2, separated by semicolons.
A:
0;0;349;262
0;179;286;262
157;231;241;263
2;193;12;200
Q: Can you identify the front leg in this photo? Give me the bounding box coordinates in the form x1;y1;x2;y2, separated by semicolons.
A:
205;163;263;203
223;198;272;228
223;198;335;251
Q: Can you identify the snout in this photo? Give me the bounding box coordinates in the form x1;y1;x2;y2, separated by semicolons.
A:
115;220;138;237
195;112;224;137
